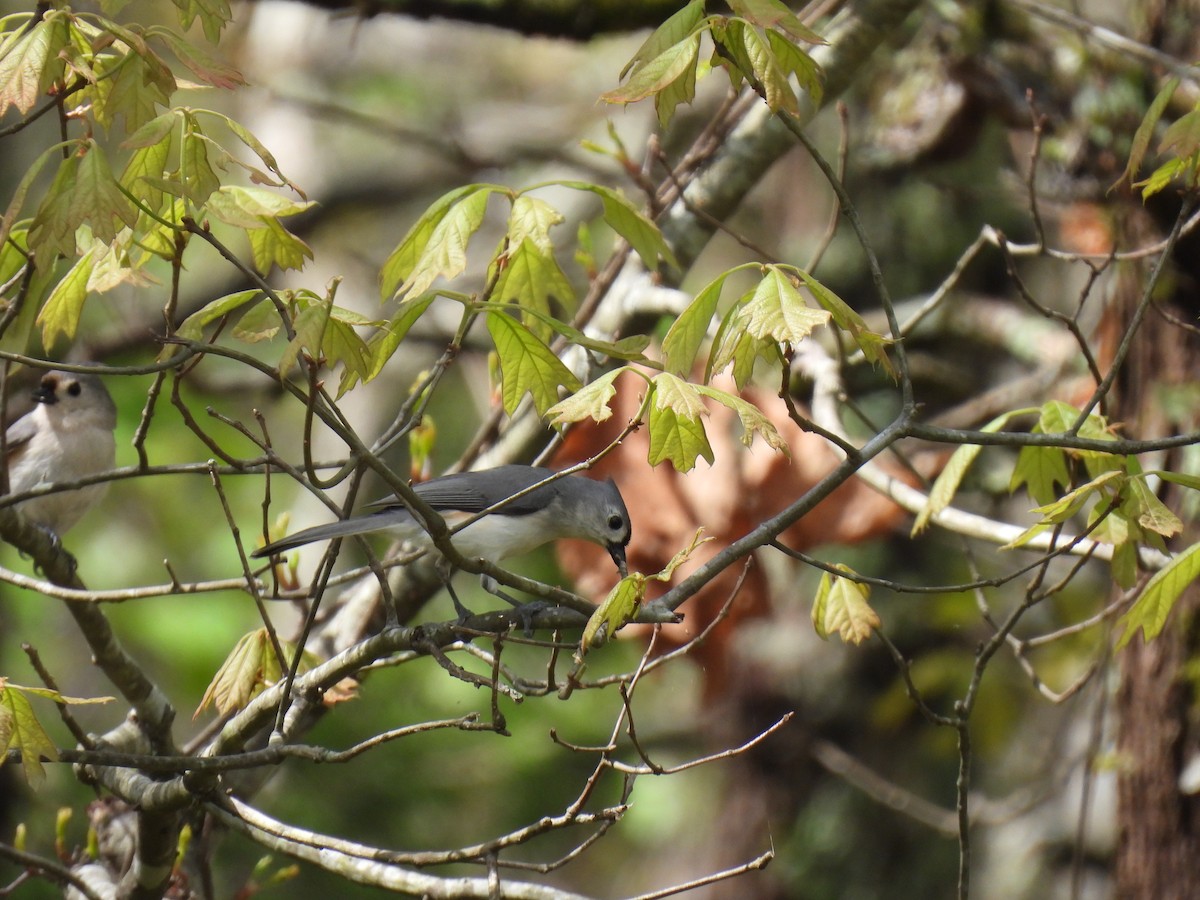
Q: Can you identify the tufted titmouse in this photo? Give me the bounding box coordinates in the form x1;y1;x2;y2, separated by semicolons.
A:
3;370;117;536
253;464;632;577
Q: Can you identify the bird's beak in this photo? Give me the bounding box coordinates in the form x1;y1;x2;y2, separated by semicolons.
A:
608;542;628;578
32;379;57;405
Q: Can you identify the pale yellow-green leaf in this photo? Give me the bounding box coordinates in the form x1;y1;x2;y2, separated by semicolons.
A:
547;367;626;427
205;185;314;229
0;683;59;787
485;311;581;417
694;384;790;455
247;217;313;274
1116;542;1200;649
196;629;275;718
647;392;713;472
400;187;493;298
579;574;645;657
742;267;831;345
812;566;879;645
1126;476;1183;538
914;412;1016;535
37;246;97;346
662;269;735;376
507;195;564;252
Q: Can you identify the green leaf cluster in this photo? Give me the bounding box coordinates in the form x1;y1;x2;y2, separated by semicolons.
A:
602;0;825;127
1;680;112;786
0;5;308;349
1117;76;1200;198
912;401;1200;626
663;263;892;387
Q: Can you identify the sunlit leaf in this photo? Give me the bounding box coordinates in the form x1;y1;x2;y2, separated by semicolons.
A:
742;266;831;345
205;185;314;228
154;28;244;89
173;289;262;344
196;629;277;718
486;311;581;417
36;246;97;346
492;238;576;334
694;384;790;455
547;367;627;427
0;683;59;787
1116;542;1200;649
619;0;707;80
728;0;826;44
339;293;437;394
914;412;1016;535
812;565;879;645
247;217;312;274
579;575;644;656
556;182;676;272
662;270;732;376
398;186;494;299
648;374;712;471
506;195;564;252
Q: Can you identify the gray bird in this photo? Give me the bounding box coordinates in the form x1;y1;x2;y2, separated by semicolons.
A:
253;464;632;577
3;369;117;535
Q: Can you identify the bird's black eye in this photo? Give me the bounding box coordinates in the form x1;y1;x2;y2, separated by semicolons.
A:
608;514;624;532
67;381;82;396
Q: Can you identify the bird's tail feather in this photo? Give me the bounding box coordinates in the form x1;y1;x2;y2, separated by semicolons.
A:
252;512;409;558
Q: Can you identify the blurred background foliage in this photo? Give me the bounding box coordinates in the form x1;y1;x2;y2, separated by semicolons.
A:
1;0;1193;897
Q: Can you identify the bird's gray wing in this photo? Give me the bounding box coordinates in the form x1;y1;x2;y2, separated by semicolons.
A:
3;413;38;468
367;466;557;516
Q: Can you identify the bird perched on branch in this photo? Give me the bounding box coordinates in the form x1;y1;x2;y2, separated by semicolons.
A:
254;464;632;623
3;369;118;537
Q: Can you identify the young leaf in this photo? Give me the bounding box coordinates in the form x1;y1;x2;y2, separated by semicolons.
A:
728;0;826;44
174;289;263;344
1116;542;1200;649
765;28;824;108
579;575;645;656
1031;470;1123;524
0;683;59;787
507;195;564;252
37;246;97;346
557;182;676;271
1010;445;1071;506
204;185;314;228
196;629;277;718
648;375;713;471
398;186;494;299
485;311;582;417
601;33;700;108
792;267;892;374
0;12;68;117
380;184;486;299
153;27;245;89
247;217;313;274
339;293;437;394
181;130;222;206
492;238;576;332
694;384;790;455
547;367;627;427
1114;76;1179;189
742;266;831;345
812;566;879;645
662;270;733;376
914;412;1016;535
1126;476;1183;538
619;0;707;80
739;24;795;114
